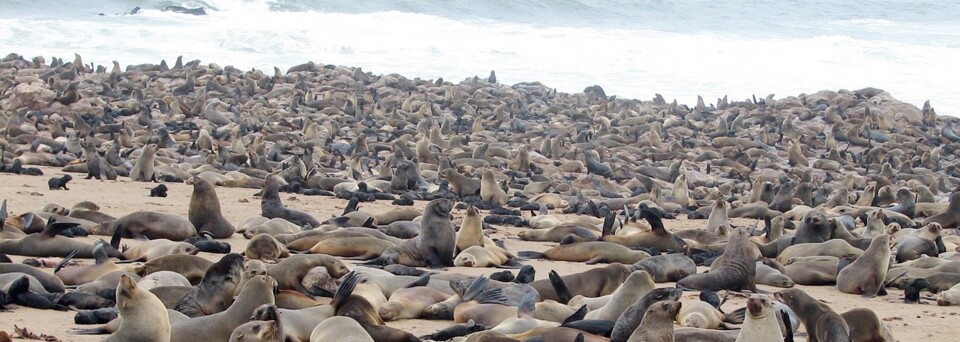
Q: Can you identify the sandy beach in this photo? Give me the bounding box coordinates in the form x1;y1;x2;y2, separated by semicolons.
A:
0;166;956;341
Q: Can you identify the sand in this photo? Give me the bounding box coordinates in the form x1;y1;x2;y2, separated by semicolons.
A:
0;166;955;341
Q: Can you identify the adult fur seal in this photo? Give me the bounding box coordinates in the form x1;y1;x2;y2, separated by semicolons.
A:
261;175;320;228
775;288;850;342
630;253;697;283
174;253;244;317
836;234;890;297
103;274;170;342
94;211;197;241
676;227;759;292
519;241;650;265
735;295;783;342
129;144;156;182
530;264;632;303
188;177;235;238
169;275;278;341
267;254;350;295
365;198;456;268
0;222;122;258
627;300;682;342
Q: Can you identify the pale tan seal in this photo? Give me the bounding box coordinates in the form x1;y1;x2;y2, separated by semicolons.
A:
103;274;171;342
480;169;508;206
129;143;156;182
736;295;784;342
243;233;290;262
456;205;485;253
626;300;682;342
309;316;373;342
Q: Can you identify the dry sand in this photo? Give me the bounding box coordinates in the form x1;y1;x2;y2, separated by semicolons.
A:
0;166;955;341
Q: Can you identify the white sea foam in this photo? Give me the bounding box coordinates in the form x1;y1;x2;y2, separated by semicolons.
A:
0;0;956;114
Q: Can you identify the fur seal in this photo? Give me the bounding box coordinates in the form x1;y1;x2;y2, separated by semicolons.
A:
457;205;485;253
169;274;277;341
480;169;508;206
261;175;320;228
244;233;290;262
630;253;697;283
735;294;783;342
150;184;168;197
129;144;156;182
584;270;655;321
836;234;890;297
775;288;850;341
267;254;349;295
95;211;197;241
366;198;456;268
188;177;235;238
520;241;650;264
309;316;373;342
531;264;632;303
47;174;72;190
174;253;244;317
600;208;686;252
121;239;198;261
378;286;450;321
925;191;960;228
677;227;759;292
137;254;213;285
103;274;171;342
0;222;121;258
840;308;895;342
627;300;682;342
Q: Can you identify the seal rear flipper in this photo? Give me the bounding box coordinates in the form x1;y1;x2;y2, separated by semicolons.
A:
517;251;544;260
562;305;589;324
0;253;10;263
53;250;79;273
331;271;362;309
460;276;490;302
600;210;616;237
549;270;572;304
306;285;335;297
562;319;614;337
473;289;508;305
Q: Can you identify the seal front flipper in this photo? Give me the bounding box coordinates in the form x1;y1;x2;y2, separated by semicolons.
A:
563;305;589;324
331;271;362;309
781;309;795;342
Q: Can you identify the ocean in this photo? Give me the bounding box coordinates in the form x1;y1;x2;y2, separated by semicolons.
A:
1;0;958;114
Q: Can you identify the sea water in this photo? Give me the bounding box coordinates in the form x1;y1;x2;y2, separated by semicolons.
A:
1;0;957;114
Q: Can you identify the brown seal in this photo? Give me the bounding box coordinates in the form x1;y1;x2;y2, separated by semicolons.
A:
121;239;199;261
775;289;850;341
626;300;682;342
377;286;450;321
188;177;235;238
836;234;890;297
677;227;759;292
306;236;394;260
174;253;244;317
840;308;895;342
0;222;122;258
261;175;321;228
520;241;650;265
309;316;373;342
243;233;290;262
530;263;632;302
103;274;171;342
94;211;197;241
267;254;350;295
600;208;686;252
440;168;481;197
365;198;456;268
137;254;214;285
925;191;960;228
169;275;278;341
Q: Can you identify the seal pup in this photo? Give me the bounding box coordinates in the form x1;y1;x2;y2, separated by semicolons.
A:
188;177;235;238
836;234;890;297
47;174;72;190
261;175;320;228
676;227;759;292
102;274;170;342
775;288;850;342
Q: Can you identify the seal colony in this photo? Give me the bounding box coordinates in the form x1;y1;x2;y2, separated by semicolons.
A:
0;51;958;341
